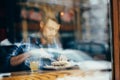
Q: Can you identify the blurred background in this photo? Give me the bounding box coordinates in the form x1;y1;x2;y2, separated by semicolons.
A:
0;0;112;61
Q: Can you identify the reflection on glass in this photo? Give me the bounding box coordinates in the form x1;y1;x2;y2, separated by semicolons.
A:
0;0;112;79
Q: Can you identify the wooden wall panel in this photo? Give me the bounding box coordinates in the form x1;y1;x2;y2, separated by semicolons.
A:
112;0;120;80
119;0;120;35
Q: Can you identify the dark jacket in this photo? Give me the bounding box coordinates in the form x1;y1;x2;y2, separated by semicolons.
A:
0;45;30;73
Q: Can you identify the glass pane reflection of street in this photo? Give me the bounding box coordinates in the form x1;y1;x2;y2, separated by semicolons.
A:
0;0;112;80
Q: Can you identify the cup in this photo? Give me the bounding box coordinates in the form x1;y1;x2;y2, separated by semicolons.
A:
29;56;40;73
30;61;39;72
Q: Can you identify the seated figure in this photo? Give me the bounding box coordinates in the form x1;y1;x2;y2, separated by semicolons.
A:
0;7;66;72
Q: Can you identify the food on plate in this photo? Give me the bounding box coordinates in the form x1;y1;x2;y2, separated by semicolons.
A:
43;60;73;69
51;61;69;66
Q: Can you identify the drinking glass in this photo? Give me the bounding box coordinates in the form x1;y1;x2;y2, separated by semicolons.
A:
28;56;40;73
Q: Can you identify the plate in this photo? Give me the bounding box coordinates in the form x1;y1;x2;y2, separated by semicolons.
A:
43;65;75;70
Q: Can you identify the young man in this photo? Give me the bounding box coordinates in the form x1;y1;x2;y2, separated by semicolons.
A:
0;17;62;72
30;18;61;49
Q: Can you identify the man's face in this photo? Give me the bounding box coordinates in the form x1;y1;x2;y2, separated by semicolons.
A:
42;19;60;41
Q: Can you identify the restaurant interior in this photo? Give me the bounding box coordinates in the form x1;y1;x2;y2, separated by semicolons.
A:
0;0;112;80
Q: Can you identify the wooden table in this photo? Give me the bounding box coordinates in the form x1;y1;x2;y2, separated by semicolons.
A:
0;69;111;80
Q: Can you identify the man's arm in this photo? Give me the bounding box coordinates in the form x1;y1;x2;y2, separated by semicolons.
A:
10;53;31;66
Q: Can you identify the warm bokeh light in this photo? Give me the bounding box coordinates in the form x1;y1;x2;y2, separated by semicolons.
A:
60;11;64;16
